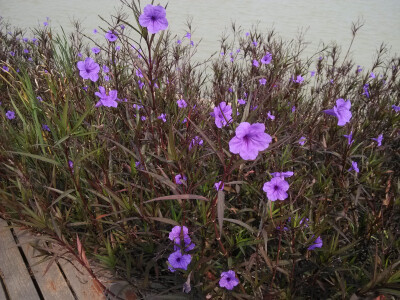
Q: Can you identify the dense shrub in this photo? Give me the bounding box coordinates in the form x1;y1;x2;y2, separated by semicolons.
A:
1;1;399;298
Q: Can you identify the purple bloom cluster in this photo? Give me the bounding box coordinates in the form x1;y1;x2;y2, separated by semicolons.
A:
175;174;187;185
189;136;203;150
177;99;187;108
263;172;292;201
214;181;224;191
219;270;239;290
308;236;323;250
77;57;100;82
372;134;383;146
139;4;168;34
348;161;359;173
261;52;272;65
167;226;194;272
105;31;118;42
95;86;118;108
323;98;352;126
229;122;272;160
213;102;232;128
6;110;15;120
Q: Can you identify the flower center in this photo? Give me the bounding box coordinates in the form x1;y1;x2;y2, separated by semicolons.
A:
176;257;181;262
226;277;231;282
151;15;156;21
274;185;279;191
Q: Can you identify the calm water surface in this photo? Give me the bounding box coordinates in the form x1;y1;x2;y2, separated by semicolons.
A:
1;0;399;68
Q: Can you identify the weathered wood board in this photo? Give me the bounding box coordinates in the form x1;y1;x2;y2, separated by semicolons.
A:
16;229;75;300
0;218;40;300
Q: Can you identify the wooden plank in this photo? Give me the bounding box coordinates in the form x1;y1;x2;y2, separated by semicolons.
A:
0;219;40;300
59;259;106;300
16;229;75;300
0;280;7;300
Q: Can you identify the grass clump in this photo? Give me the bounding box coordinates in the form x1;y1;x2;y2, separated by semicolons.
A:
0;2;400;299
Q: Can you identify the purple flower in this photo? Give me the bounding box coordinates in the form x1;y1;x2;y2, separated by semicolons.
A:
190;41;194;46
91;47;100;54
6;110;15;120
308;236;323;250
135;69;143;78
168;251;191;271
177;99;187;108
175;174;187;185
23;37;29;42
68;160;74;169
158;113;167;122
267;111;275;120
261;52;272;65
138;80;144;89
270;171;294;179
219;270;239;290
238;99;246;105
357;66;363;73
263;177;290;201
177;39;182;44
133;104;143;110
23;49;29;53
295;75;304;83
291;106;296;113
9;51;15;56
42;124;50;132
102;65;109;73
95;86;118;108
104;75;110;81
185;32;191;39
298;136;306;146
259;78;267;85
189;136;203;150
141;116;146;121
77;52;82;58
2;66;9;72
323;98;352;126
169;226;189;243
310;71;316;77
43;21;48;26
82;86;88;91
168;226;194;251
370;72;376;78
229;122;272;160
392;105;400;112
77;57;100;82
139;4;168;34
363;84;369;98
115;46;120;51
120;24;125;30
93;29;98;34
213;102;232;128
214;181;224;191
252;40;257;46
372;134;383;146
344;131;354;145
253;60;259;67
245;32;250;36
105;31;118;42
348;161;359;173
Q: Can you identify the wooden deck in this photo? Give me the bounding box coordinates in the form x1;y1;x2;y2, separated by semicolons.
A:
0;219;136;300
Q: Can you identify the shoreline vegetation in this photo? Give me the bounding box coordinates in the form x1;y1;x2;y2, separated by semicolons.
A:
1;1;400;298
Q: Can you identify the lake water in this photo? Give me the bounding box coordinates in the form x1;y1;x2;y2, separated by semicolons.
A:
1;0;399;68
